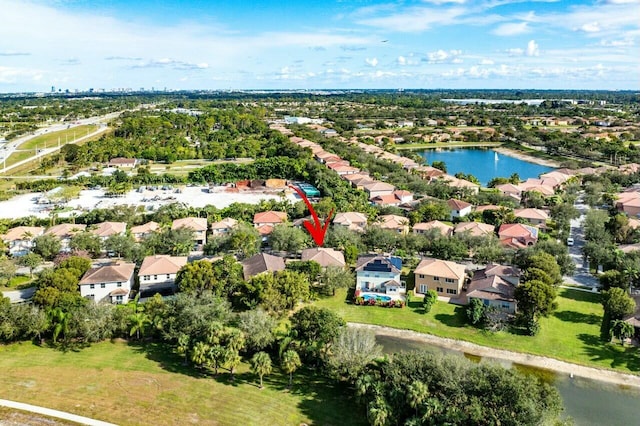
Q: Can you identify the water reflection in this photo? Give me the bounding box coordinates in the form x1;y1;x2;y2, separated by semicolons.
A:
376;334;640;426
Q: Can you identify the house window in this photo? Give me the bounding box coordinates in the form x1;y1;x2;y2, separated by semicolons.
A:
89;284;95;289
144;275;149;281
166;274;171;279
419;274;425;279
116;295;123;303
436;287;443;293
502;303;511;309
154;275;158;280
433;276;440;281
100;283;105;289
117;282;122;287
446;289;458;295
445;278;455;283
419;284;427;294
374;274;379;278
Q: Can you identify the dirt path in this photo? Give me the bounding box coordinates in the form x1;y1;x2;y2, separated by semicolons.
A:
492;147;562;168
0;399;116;426
349;323;640;389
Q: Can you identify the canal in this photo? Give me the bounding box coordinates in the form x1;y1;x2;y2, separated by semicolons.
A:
377;334;640;426
418;148;554;186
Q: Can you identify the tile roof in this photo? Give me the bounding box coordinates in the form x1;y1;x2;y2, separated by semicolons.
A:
138;255;188;276
241;253;286;279
454;222;495;237
130;221;159;235
253;211;287;225
412;220;453;236
44;223;86;239
211;217;238;231
301;247;346;268
171;217;207;232
79;262;135;285
414;258;466;280
514;208;549;220
1;226;45;241
447;198;473;210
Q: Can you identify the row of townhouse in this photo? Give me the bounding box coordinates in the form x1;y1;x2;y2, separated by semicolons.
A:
354;254;521;313
74;246;346;304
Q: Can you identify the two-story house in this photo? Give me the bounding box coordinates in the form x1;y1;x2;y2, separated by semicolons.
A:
44;223;87;252
130;221;159;242
301;247;345;268
466;263;520;314
78;262;136;304
241;253;286;280
138;255;188;297
210;218;238;236
333;212;368;232
355;254;404;295
90;221;127;241
172;217;208;249
514;208;549;227
253;211;287;237
1;226;45;257
414;258;466;298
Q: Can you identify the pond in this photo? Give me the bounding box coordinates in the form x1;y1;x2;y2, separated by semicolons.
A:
377;334;640;426
417;148;554;186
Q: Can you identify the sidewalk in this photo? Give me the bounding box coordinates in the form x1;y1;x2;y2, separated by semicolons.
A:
0;399;116;426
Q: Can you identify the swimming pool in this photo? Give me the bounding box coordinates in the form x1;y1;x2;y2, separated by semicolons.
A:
361;293;392;302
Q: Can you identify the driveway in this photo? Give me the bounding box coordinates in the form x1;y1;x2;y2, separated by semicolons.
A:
563;196;599;289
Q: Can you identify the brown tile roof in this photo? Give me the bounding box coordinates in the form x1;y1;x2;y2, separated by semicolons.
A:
44;223;86;239
138;255;188;276
377;214;409;230
253;211;287;225
130;221;159;235
447;198;473;210
91;222;127;238
1;226;45;241
79;262;135;285
498;223;538;239
171;217;207;232
514;208;549;221
467;275;516;302
241;253;286;279
412;220;453;236
333;212;368;227
211;217;238;231
454;222;495;237
414;258;466;280
363;181;396;192
301;248;346;268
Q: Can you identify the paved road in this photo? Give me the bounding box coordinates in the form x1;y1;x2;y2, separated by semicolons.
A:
563;195;599;288
0;399;116;426
3;286;36;304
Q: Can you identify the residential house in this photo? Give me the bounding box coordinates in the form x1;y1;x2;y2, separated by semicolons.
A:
412;220;453;237
498;223;539;248
370;190;414;207
377;214;410;234
210;218;238;236
172;217;208;249
1;226;45;257
138;255;188;297
91;221;127;240
253;211;287;236
454;222;495;237
495;183;522;200
108;157;137;168
44;223;86;252
241;253;286;280
514;208;549;227
301;247;346;268
355;254;404;295
333;212;368;232
414;257;467;298
78;262;136;304
466;263;520;314
616;191;640;217
130;221;159;242
363;181;396;199
447;198;473;220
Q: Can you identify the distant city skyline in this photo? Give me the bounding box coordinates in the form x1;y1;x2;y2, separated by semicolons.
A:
0;0;638;92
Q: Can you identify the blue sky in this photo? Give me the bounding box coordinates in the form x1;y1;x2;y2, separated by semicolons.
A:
0;0;637;92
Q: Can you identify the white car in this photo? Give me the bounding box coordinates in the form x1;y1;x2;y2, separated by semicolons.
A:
567;237;574;246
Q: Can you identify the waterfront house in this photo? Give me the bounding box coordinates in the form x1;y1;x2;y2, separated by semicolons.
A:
138;255;188;297
466;263;520;314
355;254;403;295
78;262;135;304
414;258;466;298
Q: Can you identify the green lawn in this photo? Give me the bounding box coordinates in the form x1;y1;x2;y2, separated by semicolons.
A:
0;340;363;426
0;275;33;292
315;288;640;374
4;125;96;169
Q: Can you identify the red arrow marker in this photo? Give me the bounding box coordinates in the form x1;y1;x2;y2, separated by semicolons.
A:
289;185;334;247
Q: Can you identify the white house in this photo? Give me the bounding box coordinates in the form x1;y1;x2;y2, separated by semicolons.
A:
447;198;473;220
1;226;44;257
78;262;136;304
138;255;188;296
355;254;404;295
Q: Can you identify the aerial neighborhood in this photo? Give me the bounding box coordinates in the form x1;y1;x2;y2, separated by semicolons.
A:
1;90;639;425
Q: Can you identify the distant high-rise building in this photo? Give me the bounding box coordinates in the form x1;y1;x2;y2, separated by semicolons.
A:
51;86;55;92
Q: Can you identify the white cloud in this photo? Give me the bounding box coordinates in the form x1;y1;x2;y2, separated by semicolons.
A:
479;59;495;65
427;49;462;63
506;48;524;56
526;40;540;56
599;38;635;46
356;6;466;32
492;22;530;36
365;57;378;67
580;22;600;33
0;66;44;84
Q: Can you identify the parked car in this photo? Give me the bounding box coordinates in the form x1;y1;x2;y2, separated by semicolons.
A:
567;237;574;246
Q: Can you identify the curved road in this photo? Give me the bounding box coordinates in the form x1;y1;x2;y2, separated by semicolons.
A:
0;399;116;426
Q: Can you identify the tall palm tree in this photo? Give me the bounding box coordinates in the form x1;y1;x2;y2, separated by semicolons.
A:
281;349;301;388
50;308;69;344
128;312;150;340
250;351;272;389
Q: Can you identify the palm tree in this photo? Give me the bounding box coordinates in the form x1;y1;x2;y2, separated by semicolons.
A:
224;350;242;381
407;381;429;416
610;320;635;345
251;351;272;389
281;349;301;388
50;308;69;344
190;341;210;368
176;333;190;365
128;312;150;340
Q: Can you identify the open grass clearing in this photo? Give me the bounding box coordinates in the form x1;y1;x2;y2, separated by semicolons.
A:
0;340;363;426
314;288;640;374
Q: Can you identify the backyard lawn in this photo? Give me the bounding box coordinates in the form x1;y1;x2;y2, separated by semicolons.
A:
0;340;363;426
315;288;640;374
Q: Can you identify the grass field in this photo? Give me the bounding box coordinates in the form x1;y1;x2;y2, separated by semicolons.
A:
3;125;97;169
0;275;33;292
315;288;640;374
0;340;363;426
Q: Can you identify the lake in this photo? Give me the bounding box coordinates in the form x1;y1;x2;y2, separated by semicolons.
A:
417;148;554;186
377;334;640;426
